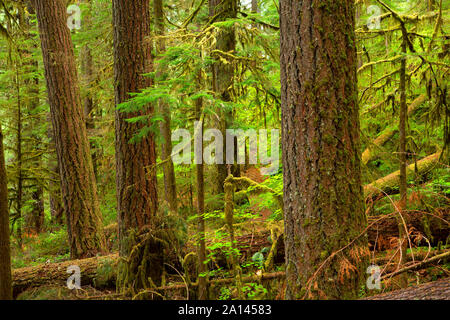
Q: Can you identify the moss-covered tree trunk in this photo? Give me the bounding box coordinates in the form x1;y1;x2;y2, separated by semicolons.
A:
14;62;24;248
209;0;238;194
280;0;369;299
29;186;44;235
154;0;177;213
19;2;45;235
0;125;12;300
194;77;207;300
112;0;163;295
47;113;64;226
80;0;99;181
81;44;97;179
32;0;105;259
252;0;258;13
397;33;409;289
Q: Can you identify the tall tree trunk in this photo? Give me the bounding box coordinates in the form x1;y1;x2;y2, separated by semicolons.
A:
154;0;177;212
0;125;12;300
397;32;409;288
209;0;237;194
195;74;207;300
81;0;98;180
30;187;44;234
81;45;98;180
47;113;64;226
280;0;369;299
112;0;162;293
20;2;45;235
28;92;45;235
251;0;258;13
32;0;105;259
14;66;23;248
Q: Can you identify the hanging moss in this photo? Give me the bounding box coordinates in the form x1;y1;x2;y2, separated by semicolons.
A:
117;226;175;299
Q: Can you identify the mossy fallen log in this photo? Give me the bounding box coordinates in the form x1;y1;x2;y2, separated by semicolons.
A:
234;211;449;258
12;254;118;297
362;127;398;165
362;94;427;165
13;208;448;296
364;152;442;199
133;271;286;300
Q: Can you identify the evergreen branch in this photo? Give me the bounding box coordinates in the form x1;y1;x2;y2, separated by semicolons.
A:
238;11;279;31
181;0;206;29
358;55;403;74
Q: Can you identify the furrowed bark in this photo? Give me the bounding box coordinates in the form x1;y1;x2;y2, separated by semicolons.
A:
365;277;450;300
112;0;163;294
0;125;12;300
32;0;105;259
280;0;369;299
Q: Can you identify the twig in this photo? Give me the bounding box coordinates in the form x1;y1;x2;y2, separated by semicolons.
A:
382;251;450;280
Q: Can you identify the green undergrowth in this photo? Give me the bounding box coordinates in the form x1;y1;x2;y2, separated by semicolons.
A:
11;227;69;269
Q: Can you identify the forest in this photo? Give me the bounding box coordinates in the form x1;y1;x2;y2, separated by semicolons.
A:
0;0;448;302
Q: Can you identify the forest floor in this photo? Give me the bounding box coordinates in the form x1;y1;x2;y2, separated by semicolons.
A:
9;167;450;300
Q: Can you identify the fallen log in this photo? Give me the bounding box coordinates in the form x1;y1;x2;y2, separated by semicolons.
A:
362;94;426;165
368;209;449;250
133;271;286;300
364;152;442;199
362;127;397;165
12;209;448;295
364;277;450;300
233;210;449;259
12;254;118;297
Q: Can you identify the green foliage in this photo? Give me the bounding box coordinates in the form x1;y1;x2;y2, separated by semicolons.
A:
429;169;450;195
16;285;74;300
218;286;232;300
242;283;268;300
94;258;117;288
1;0;449;301
11;228;69;269
251;252;264;266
